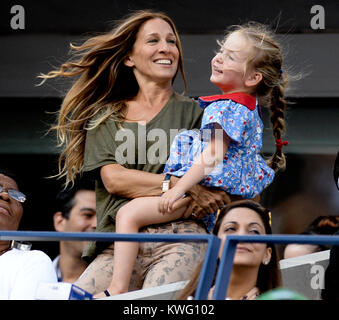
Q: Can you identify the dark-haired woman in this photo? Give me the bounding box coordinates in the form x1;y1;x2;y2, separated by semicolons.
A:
179;200;281;300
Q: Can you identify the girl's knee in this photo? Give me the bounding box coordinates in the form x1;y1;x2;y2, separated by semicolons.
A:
116;205;135;223
116;206;124;221
116;206;141;232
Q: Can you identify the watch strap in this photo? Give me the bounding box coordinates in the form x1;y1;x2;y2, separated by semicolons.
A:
11;240;32;251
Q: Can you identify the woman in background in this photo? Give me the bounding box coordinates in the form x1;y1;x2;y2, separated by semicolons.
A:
179;200;281;300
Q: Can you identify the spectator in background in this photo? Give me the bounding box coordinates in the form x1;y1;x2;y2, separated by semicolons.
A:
283;215;339;259
179;200;281;300
53;179;96;283
0;168;57;299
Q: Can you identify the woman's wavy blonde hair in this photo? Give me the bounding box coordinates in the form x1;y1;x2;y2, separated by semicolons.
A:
39;10;187;187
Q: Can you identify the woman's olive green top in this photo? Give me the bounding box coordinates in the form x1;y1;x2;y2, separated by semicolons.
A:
82;93;203;261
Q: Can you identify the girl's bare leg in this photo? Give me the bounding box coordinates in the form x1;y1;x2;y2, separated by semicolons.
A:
101;196;186;296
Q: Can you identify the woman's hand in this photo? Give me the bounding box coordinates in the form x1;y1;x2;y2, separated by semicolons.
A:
183;184;231;219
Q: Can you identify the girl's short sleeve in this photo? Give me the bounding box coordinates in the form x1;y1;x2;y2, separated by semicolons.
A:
200;100;252;144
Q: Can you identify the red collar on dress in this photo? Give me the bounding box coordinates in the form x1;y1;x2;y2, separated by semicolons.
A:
198;92;256;111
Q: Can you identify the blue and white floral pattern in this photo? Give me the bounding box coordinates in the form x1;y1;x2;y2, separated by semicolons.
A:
163;96;275;231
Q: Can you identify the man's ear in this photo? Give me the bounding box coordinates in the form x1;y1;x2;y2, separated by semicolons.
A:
53;211;66;232
245;71;263;88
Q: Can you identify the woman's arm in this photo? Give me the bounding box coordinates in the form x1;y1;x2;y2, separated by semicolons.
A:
100;164;165;198
100;164;194;212
100;124;232;216
100;126;229;199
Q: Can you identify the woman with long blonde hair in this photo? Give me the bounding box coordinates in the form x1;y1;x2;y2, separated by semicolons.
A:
40;10;233;296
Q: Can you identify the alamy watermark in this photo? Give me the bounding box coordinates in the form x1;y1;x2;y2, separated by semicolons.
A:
9;4;326;31
10;5;25;30
114;122;224;176
310;264;325;290
310;5;325;30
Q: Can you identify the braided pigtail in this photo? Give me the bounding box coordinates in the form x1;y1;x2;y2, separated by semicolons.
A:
266;80;288;172
226;22;290;173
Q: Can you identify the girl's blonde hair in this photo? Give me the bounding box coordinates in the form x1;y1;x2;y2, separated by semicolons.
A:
220;22;289;172
39;10;187;187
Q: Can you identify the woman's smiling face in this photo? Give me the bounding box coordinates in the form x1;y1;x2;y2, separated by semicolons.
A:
124;18;179;86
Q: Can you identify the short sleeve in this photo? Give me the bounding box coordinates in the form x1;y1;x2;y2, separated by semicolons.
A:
83;119;118;174
200;100;252;144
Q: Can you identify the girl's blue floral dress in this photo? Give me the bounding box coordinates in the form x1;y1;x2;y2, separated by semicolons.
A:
163;92;274;232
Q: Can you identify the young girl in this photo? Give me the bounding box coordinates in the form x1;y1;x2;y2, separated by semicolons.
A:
100;22;289;297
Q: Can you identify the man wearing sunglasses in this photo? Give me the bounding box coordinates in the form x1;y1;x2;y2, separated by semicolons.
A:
0;169;57;299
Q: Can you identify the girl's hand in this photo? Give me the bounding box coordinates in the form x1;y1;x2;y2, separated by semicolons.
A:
159;187;186;214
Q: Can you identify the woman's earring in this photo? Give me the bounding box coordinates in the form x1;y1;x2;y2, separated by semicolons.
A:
264;260;269;265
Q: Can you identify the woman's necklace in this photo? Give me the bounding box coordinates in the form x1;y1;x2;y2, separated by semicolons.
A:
226;287;260;300
205;285;260;300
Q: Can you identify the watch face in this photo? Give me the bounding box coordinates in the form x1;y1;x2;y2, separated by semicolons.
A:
11;241;32;251
162;181;170;192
